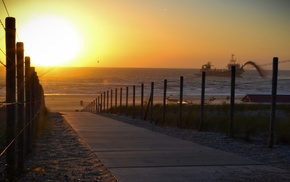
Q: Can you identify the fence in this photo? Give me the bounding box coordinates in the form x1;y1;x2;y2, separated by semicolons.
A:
0;17;46;181
82;57;289;149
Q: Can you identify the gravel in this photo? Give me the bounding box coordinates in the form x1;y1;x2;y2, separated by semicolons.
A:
17;112;117;181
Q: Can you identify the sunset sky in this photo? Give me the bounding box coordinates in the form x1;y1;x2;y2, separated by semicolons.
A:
0;0;289;69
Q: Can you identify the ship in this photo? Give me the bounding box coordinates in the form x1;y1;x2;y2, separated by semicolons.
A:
195;54;244;77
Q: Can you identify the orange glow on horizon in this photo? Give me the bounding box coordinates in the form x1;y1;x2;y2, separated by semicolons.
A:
0;1;289;69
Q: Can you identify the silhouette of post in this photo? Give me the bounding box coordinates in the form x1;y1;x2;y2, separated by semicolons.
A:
150;82;154;122
199;71;205;131
30;67;36;138
100;93;103;113
110;89;113;113
229;66;236;137
119;88;122;114
269;57;278;148
103;91;106;113
126;87;129;116
96;97;99;113
25;56;32;154
34;72;40;122
16;42;25;170
179;76;184;128
5;16;16;180
144;83;154;121
140;83;144;119
132;85;136;118
107;90;109;113
163;79;167;125
115;88;117;113
95;99;97;113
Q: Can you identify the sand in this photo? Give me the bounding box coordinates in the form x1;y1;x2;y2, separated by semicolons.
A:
44;94;243;113
17;112;117;181
45;94;97;112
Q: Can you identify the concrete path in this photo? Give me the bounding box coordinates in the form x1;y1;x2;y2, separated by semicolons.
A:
63;112;287;182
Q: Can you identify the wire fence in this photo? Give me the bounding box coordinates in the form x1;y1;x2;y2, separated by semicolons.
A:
82;58;289;149
0;16;46;181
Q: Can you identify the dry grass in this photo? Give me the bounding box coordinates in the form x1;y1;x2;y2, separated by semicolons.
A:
112;103;290;144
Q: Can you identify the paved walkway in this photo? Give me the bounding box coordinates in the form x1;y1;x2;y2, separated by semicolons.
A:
63;112;288;182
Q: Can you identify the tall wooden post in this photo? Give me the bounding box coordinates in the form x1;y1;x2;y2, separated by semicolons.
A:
115;88;117;113
150;82;154;122
179;76;184;128
103;91;106;113
97;96;99;113
141;83;144;119
132;85;136;118
100;94;103;113
269;57;278;148
119;87;122;114
199;72;205;131
163;79;167;125
110;89;113;113
95;97;99;114
16;42;25;170
25;56;32;154
107;90;109;113
30;67;36;137
229;66;236;137
5;17;16;180
126;87;129;116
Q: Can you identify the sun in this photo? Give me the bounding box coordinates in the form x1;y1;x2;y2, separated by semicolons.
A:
18;16;82;66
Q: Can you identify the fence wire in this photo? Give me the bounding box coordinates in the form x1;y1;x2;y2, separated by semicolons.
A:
0;102;42;158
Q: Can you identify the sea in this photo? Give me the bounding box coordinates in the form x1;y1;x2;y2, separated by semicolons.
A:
0;67;290;102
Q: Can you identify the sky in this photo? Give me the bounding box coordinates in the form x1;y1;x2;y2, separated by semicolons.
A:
0;0;290;69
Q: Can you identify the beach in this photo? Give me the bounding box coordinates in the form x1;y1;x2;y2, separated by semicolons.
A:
15;94;290;181
44;94;98;112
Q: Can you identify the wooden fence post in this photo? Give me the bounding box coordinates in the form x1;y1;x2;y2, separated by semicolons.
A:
126;86;129;116
150;82;154;122
110;89;113;113
16;42;25;170
107;90;109;113
100;93;103;113
5;17;16;180
30;67;36;147
24;56;32;154
95;97;99;114
119;87;122;114
269;57;278;148
97;97;99;113
103;91;106;113
92;99;97;114
141;83;144;119
179;76;184;128
132;85;136;118
229;66;236;137
199;72;205;131
115;88;117;113
163;79;167;125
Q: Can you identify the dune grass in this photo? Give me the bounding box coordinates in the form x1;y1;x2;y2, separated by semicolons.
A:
112;103;290;144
